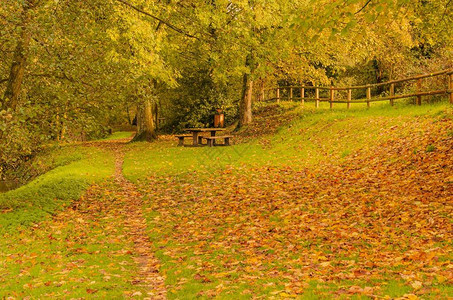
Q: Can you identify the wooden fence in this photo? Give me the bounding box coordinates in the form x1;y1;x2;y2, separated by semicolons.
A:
262;69;453;108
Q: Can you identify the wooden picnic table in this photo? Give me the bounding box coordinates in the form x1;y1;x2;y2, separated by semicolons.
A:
184;128;225;146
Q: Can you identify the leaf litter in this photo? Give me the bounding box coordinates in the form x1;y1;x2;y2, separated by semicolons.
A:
137;116;452;298
0;141;166;299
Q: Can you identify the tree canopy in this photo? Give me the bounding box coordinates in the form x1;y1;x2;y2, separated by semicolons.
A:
1;0;452;171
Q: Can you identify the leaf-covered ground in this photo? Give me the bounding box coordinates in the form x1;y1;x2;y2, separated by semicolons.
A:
0;142;165;298
128;107;452;299
1;103;452;299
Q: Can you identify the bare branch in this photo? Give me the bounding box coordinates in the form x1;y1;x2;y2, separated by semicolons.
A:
355;0;372;15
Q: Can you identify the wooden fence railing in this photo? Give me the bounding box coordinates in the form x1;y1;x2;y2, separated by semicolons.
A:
262;69;453;108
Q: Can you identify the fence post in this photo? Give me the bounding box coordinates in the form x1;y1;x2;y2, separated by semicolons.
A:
301;88;305;106
416;78;422;105
290;87;293;101
329;87;334;109
347;89;351;109
315;88;319;108
390;83;395;106
448;73;453;104
366;86;371;108
276;88;280;103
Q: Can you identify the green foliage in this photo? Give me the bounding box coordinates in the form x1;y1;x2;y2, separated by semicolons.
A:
161;71;239;131
1;0;451;166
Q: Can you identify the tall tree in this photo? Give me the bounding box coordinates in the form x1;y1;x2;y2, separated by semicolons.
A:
1;0;38;112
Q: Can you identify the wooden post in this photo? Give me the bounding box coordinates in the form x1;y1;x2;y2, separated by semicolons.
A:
347;89;351;109
276;88;280;103
390;83;395;106
449;74;453;104
315;88;319;108
290;87;293;101
366;86;371;108
301;87;305;106
329;87;334;109
416;78;422;105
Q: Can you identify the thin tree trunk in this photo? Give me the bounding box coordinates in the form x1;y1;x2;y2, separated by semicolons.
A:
126;105;132;125
133;98;157;142
237;53;254;129
1;0;36;112
154;101;159;129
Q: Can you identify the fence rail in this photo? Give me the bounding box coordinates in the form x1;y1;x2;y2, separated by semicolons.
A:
262;69;453;108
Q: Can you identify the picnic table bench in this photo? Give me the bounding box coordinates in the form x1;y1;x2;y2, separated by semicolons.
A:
202;135;233;147
175;134;192;146
184;128;225;146
175;128;233;146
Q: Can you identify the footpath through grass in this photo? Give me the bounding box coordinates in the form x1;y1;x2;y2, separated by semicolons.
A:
123;102;453;299
0;181;148;298
0;141;150;298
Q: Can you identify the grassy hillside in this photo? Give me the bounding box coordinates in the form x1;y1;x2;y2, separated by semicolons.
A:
123;101;452;299
123;101;451;180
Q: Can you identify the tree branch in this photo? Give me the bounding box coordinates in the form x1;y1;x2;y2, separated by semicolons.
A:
355;0;372;15
115;0;199;40
442;0;452;22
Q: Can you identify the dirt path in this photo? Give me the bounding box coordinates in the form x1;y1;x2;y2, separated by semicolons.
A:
110;142;167;299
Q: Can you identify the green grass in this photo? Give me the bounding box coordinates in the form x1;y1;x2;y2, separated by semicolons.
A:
123;101;450;181
123;100;453;299
100;131;135;140
1;100;450;298
0;143;145;298
0;146;114;233
0;181;147;299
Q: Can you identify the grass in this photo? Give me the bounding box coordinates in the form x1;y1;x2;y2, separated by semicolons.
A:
123;101;450;181
0;145;114;233
123;100;453;299
0;181;147;298
0;100;451;298
0;144;145;298
100;131;135;141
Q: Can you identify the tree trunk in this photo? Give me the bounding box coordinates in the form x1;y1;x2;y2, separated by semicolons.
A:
1;0;36;112
132;98;157;142
154;101;159;129
237;53;254;129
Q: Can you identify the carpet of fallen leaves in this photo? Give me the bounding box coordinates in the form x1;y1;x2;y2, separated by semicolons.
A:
234;103;299;143
138;117;452;298
0;143;166;299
